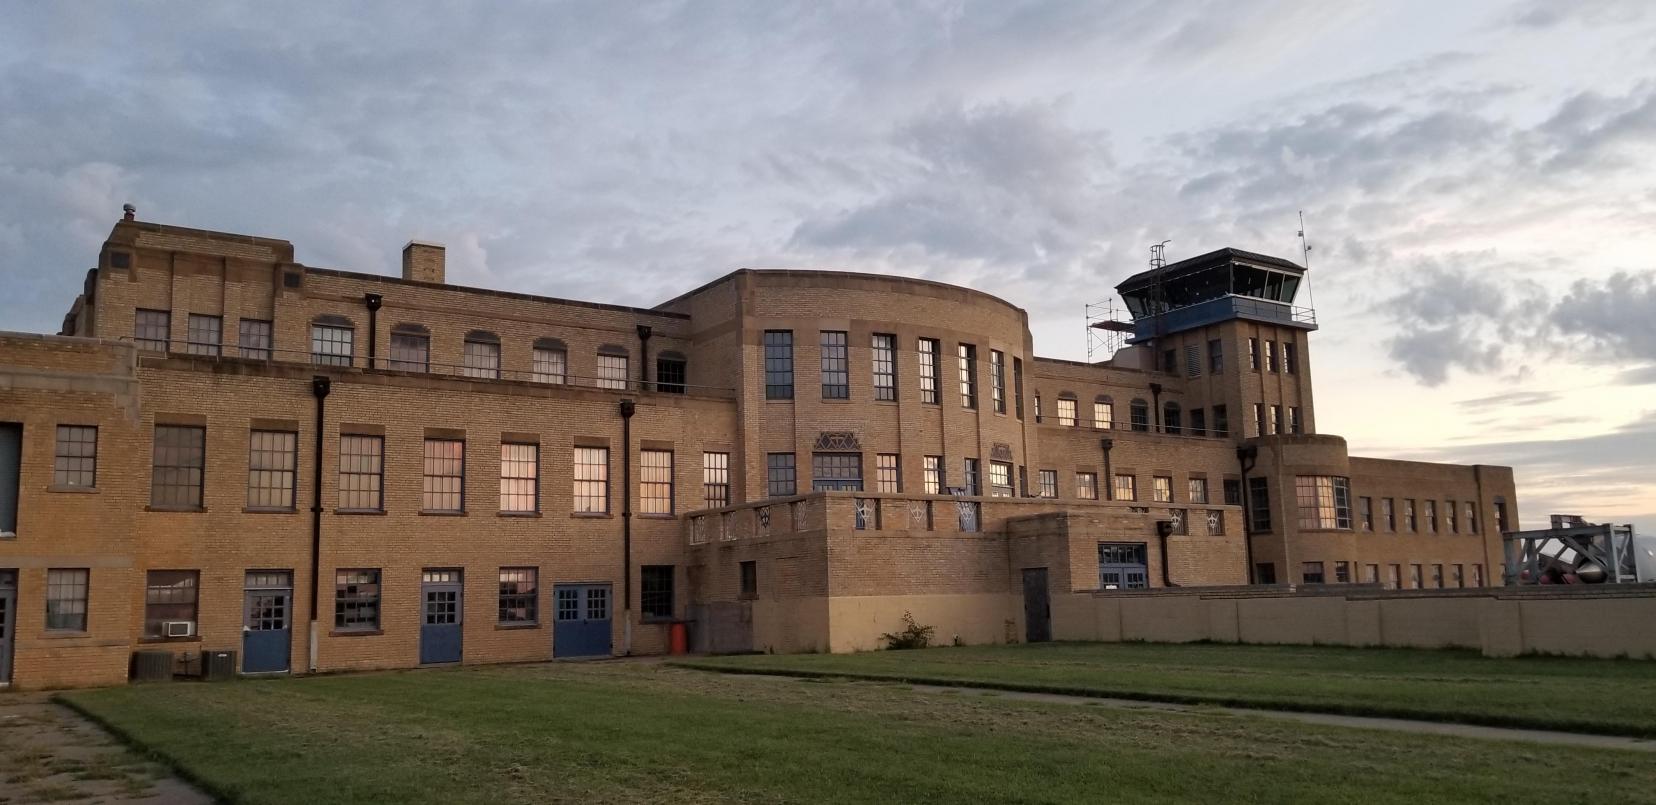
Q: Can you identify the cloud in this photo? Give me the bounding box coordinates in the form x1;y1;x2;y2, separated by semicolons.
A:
1551;271;1656;360
1456;390;1559;410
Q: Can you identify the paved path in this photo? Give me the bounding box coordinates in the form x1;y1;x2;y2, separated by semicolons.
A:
0;693;212;805
908;684;1656;752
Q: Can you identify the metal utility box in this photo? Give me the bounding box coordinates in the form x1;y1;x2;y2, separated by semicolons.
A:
201;649;237;681
131;650;173;682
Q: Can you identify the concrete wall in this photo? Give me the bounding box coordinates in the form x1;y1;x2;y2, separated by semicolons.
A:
1052;585;1656;659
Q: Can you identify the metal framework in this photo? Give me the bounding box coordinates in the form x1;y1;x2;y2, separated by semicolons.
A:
1503;514;1651;585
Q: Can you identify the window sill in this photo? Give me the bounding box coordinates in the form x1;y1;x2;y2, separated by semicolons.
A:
145;505;206;513
818;398;852;404
46;484;99;494
498;511;542;518
418;510;467;517
640;616;675;624
139;635;201;644
571;512;613;519
639;513;677;520
42;630;91;639
495;622;541;631
738;594;758;602
329;629;384;637
243;507;298;514
334;508;387;516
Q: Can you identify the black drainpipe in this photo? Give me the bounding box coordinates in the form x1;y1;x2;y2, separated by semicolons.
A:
1149;382;1163;433
619;398;636;655
635;325;653;392
1099;438;1115;500
364;293;383;368
308;375;331;671
1155;520;1177;588
1237;444;1259;585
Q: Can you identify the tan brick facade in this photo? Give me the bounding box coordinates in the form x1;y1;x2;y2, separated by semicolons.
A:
0;217;1516;688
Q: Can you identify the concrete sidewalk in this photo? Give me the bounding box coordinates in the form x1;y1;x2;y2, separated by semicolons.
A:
0;693;211;805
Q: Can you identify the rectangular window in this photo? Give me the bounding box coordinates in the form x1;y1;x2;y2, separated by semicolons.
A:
1208;338;1223;373
1098;543;1150;590
498;567;537;624
1494;501;1508;532
1190;408;1206;437
1283;342;1299;375
641;565;674;619
1069;471;1096;500
1382;498;1396;530
639;450;673;514
595;353;629;390
339;435;384;511
1452;564;1465;588
311;324;353;366
1212;404;1229;437
532;347;567;384
1359;496;1373;531
1224;479;1242;506
876;453;900;493
1183;344;1201;377
1248;337;1260;371
962;458;980;496
1405;499;1417;532
1093;400;1113;430
1294;476;1352;529
144;570;199;637
1365;564;1380;584
1266;340;1280;373
389;332;430;372
238;318;272;360
923;455;943;495
421;439;465;512
1466;502;1478;533
766;453;796;498
186;314;222;356
811;453;863;491
1207;509;1226;535
247;430;297;509
463;339;501;379
656;356;686;394
1254;403;1267;437
1302;562;1325;584
574;447;610;513
1270;405;1283;435
1248;476;1271;532
764;330;794;399
739;561;757;599
1334;561;1351;584
1056;397;1076;427
989;350;1006;413
1432;563;1444;589
820;331;849;399
135;309;170;352
702;452;730;508
1038;469;1058;499
1130;400;1149;431
1388;564;1402;589
1114;474;1136;501
873;334;897;401
1013;357;1025;419
1287;407;1301;435
1410;564;1423;588
1034;394;1042;423
988;461;1013;497
500;443;539;513
53;425;98;488
1152;475;1173;503
45;568;89;631
1446;500;1458;533
957;344;977;408
1424;500;1438;533
1188;478;1208;504
1473;564;1484;587
151;425;205;508
334;569;380;631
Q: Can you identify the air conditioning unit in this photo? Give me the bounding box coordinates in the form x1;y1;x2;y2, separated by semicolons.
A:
163;620;195;638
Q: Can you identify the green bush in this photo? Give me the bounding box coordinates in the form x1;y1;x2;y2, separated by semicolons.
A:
880;611;935;650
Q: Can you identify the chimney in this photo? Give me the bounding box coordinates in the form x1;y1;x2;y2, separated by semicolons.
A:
402;241;445;284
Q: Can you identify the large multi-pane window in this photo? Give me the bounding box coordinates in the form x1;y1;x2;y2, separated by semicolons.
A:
151;425;205;508
1265;340;1278;372
144;570;199;637
1404;498;1417;532
186;314;222;356
763;330;794;399
766;452;796;497
422;439;465;512
1038;469;1058;499
338;435;385;511
247;430;297;509
656;354;687;394
334;569;380;631
53;425;98;488
640;450;674;514
388;326;430;372
1248;477;1271;532
1283;342;1299;374
1446;500;1458;532
872;334;897;401
1382;497;1396;530
989;461;1013;497
1188;478;1208;504
1289;407;1303;435
46;568;89;631
1248;337;1261;371
596;350;629;390
1152;476;1173;503
820;331;849;399
923;455;943;495
1056;396;1077;427
1294;476;1351;529
310;322;353;366
876;453;900;493
641;566;674;619
918;338;940;404
500;443;539;513
498;567;537;624
1093;398;1113;429
532;340;567;384
1076;472;1098;500
134;309;170;351
1424;500;1438;533
961;458;980;496
1114;474;1136;501
238;318;272;360
1013;357;1025;419
462;333;501;379
1359;496;1374;531
811;453;863;491
573;447;610;513
989;350;1006;413
957;344;977;408
1130;399;1149;432
1208;338;1223;373
1466;501;1478;533
703;452;730;508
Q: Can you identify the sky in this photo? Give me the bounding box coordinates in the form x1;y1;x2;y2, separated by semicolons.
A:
2;1;1654;533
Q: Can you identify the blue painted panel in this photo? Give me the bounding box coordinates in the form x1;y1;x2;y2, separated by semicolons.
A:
242;590;291;673
420;584;463;664
552;584;611;658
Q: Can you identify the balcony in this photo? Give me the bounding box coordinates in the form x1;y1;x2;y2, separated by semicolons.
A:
1128;295;1317;343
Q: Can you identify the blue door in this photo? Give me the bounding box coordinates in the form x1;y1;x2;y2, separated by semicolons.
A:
242;571;291;674
420;569;463;665
553;584;611;658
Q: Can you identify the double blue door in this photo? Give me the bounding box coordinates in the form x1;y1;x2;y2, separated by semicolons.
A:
553;584;611;658
421;570;464;665
242;572;291;674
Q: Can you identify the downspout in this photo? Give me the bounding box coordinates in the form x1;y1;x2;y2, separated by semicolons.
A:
308;375;331;672
635;325;653;392
1156;520;1177;588
1237;444;1258;584
1099;438;1115;500
363;293;382;369
1149;382;1163;433
619;398;636;655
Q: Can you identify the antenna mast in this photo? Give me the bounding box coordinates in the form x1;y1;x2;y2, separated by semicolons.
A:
1296;211;1316;313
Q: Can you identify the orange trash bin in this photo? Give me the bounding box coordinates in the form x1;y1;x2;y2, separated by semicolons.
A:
669;621;689;655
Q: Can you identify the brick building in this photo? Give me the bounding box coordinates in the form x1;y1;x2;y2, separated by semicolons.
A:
0;214;1517;688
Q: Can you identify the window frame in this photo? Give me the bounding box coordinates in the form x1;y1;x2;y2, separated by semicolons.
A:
702;451;730;508
872;334;897;401
595;350;629;390
766;452;796;498
1055;396;1077;427
53;425;98;488
333;568;381;632
238;318;273;360
462;335;502;380
388;327;431;373
641;565;674;620
875;453;901;494
185;314;222;357
135;309;171;352
1037;469;1058;499
150;425;206;510
498;567;538;625
45;568;90;632
499;442;540;514
421;438;466;513
310;323;354;367
763;330;794;400
917;338;940;404
957;343;977;408
639;449;674;515
1076;471;1098;500
574;446;611;514
143;569;200;637
989;349;1006;413
923;455;944;495
338;434;385;512
246;429;298;510
819;330;849;399
1294;476;1352;530
532;343;568;384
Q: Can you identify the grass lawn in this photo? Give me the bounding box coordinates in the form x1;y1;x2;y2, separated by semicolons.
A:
677;642;1656;737
60;661;1656;804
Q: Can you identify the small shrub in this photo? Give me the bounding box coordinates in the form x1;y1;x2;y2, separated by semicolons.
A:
880;611;935;650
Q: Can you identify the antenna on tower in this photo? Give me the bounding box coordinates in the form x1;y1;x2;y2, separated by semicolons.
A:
1297;210;1316;313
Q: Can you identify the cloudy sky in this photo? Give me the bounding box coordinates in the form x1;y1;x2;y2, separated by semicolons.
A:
3;1;1654;532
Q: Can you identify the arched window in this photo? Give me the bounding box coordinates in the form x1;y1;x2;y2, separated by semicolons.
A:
1129;399;1149;432
1093;395;1114;430
389;323;430;372
532;337;567;384
656;350;687;394
462;330;501;379
1163;401;1182;435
